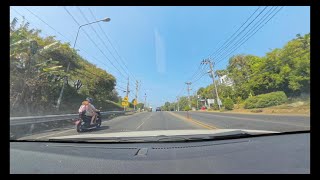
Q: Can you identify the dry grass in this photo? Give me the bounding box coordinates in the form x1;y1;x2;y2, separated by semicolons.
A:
231;101;310;115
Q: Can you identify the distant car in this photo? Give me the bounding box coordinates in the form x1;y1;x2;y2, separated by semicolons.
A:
156;107;161;111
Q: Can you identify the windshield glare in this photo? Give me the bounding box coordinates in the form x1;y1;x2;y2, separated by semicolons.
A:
10;6;310;142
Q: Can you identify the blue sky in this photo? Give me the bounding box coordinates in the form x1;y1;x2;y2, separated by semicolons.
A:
10;6;310;108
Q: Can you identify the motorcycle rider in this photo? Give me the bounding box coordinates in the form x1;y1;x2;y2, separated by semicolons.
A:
78;97;100;125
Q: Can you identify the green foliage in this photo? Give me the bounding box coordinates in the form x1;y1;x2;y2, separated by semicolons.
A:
188;33;309;108
224;98;234;110
176;96;189;111
236;96;243;104
212;103;219;110
244;91;288;109
10;18;121;116
184;106;191;111
136;103;144;109
162;34;309;110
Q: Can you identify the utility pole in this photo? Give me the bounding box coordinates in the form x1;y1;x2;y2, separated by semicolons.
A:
124;77;130;111
177;96;180;111
144;93;147;111
197;94;200;110
201;58;221;110
134;80;139;111
185;82;192;108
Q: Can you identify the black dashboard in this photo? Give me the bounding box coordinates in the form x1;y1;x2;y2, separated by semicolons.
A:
10;133;310;174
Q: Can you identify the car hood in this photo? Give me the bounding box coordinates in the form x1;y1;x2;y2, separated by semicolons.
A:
48;129;279;141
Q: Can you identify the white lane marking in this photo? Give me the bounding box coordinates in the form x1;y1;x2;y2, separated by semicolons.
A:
136;113;153;130
191;112;310;128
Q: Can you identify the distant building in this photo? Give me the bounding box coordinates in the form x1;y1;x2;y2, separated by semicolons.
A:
218;75;234;86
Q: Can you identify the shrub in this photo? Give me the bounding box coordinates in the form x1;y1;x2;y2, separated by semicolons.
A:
224;98;234;110
184;106;191;111
244;91;288;109
236;96;243;104
207;108;213;111
212;103;219;110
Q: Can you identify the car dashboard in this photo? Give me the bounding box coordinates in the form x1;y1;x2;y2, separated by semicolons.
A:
10;133;310;174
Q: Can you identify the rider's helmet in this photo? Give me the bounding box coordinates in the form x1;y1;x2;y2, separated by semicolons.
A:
86;97;93;103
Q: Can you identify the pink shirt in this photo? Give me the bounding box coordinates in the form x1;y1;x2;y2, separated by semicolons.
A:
79;103;97;116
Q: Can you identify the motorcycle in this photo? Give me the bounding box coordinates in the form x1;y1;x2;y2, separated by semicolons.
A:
75;110;102;133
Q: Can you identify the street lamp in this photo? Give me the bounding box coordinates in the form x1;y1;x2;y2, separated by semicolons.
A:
102;17;111;22
56;17;111;110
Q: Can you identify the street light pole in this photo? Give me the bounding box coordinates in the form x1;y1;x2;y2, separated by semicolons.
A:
56;17;111;110
144;93;147;111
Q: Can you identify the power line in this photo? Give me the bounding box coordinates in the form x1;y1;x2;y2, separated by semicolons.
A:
209;6;263;59
116;80;127;85
215;7;283;66
63;7;129;81
115;85;127;90
176;84;186;98
215;6;276;62
88;7;138;82
115;87;126;92
10;8;50;38
191;71;209;88
78;8;138;87
76;7;130;79
186;63;203;82
188;63;207;83
24;8;72;42
211;7;268;62
192;64;209;82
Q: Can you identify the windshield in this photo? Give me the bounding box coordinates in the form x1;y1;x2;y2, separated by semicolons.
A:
10;6;310;142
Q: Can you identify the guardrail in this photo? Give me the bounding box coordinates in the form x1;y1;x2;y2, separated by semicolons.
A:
10;111;132;126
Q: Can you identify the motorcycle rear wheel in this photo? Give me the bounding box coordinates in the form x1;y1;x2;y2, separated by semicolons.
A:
96;119;101;128
76;123;82;133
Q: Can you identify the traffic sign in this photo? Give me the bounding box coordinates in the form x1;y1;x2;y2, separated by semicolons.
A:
121;101;129;107
207;99;215;104
133;99;137;106
123;96;129;102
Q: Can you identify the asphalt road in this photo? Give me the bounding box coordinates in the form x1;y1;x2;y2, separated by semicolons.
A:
18;111;310;140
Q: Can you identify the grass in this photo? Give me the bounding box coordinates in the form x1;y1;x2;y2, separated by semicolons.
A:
231;98;310;115
197;97;310;116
